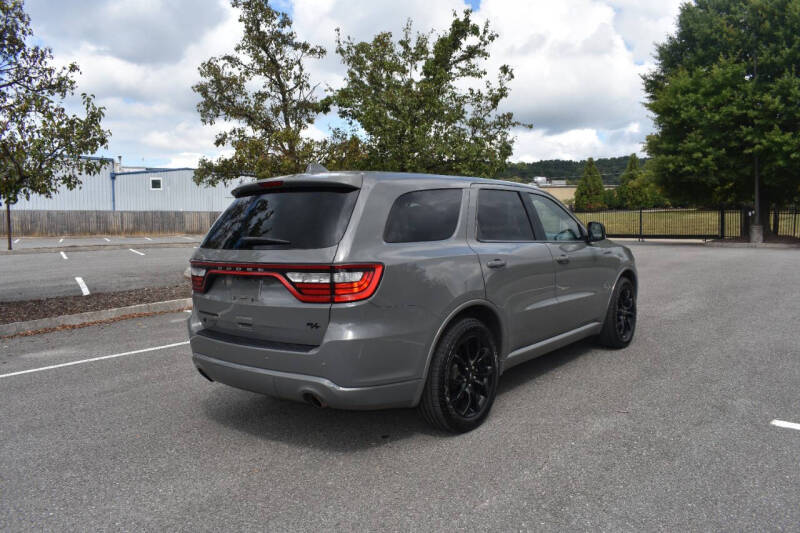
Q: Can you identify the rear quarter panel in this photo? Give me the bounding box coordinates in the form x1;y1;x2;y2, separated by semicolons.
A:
330;178;486;386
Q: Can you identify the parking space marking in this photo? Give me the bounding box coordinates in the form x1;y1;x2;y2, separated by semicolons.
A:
771;419;800;431
182;236;193;240
103;237;110;242
0;341;190;379
129;248;145;256
75;277;90;296
59;238;64;243
144;237;152;241
60;251;68;260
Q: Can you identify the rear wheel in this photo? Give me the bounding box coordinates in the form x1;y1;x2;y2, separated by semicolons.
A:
419;318;499;433
598;277;636;348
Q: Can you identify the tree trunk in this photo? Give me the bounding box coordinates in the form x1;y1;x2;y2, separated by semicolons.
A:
5;201;11;251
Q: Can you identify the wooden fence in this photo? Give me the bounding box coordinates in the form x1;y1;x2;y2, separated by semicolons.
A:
0;210;222;236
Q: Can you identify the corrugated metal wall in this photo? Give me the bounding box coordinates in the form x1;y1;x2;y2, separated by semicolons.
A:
9;165;252;212
11;162;115;210
114;169;248;212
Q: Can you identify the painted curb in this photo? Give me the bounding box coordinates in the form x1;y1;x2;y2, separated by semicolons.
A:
1;241;200;255
0;298;192;337
704;241;800;249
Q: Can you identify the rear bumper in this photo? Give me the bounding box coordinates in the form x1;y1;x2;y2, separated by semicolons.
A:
193;353;421;410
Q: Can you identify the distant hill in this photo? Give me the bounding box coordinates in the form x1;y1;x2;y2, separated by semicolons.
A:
498;156;647;185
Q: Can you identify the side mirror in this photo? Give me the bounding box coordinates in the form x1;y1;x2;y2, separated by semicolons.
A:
587;221;606;242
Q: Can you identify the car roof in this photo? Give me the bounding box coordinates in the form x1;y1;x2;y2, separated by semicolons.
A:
232;170;564;206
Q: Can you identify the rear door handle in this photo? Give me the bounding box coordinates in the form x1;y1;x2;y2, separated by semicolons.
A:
486;259;506;269
556;254;570;264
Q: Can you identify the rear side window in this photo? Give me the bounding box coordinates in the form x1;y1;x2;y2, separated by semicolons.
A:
384;189;462;243
477;189;534;241
202;188;359;250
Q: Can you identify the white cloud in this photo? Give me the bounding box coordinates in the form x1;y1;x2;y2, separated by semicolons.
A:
27;0;682;166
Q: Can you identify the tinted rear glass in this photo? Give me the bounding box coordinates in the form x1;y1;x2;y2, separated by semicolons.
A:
477;189;534;241
202;188;359;250
384;189;463;243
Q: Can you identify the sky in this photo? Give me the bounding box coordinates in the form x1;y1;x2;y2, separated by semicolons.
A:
25;0;685;168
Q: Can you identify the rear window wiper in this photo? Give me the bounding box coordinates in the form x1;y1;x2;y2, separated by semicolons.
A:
239;236;291;246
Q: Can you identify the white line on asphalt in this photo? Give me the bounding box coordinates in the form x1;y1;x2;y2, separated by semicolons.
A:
59;238;64;243
771;419;800;431
60;251;68;260
0;341;190;379
144;236;152;241
182;236;193;240
75;276;90;296
14;238;20;243
129;248;145;256
103;237;110;242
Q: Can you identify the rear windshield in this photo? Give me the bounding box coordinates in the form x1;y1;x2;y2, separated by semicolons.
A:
202;188;359;250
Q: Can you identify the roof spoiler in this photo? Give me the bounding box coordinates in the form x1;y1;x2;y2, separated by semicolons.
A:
232;173;362;198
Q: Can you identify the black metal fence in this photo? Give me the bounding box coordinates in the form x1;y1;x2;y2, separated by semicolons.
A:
573;207;800;240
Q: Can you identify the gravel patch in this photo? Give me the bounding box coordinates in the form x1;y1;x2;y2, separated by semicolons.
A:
0;284;191;325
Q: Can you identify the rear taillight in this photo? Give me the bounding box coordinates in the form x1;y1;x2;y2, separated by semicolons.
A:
189;261;383;303
190;266;206;292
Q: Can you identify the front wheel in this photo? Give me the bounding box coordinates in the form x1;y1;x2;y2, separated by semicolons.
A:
419;318;499;433
598;277;637;348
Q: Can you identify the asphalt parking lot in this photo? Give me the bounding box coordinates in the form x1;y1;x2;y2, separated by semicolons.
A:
0;246;194;301
5;234;201;250
1;243;799;531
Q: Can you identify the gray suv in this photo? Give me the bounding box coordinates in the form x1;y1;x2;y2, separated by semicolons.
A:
188;171;637;432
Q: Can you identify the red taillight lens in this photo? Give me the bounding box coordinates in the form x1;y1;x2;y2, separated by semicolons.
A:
190;266;207;292
189;261;383;303
331;265;383;302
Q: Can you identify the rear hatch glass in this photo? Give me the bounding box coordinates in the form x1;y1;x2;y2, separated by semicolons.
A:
194;187;359;348
202;187;359;250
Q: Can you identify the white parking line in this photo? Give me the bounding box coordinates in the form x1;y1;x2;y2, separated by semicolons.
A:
144;237;152;241
129;248;145;256
75;277;90;296
59;238;64;243
771;419;800;431
182;236;193;240
14;238;20;243
60;251;68;260
103;237;110;242
0;341;190;379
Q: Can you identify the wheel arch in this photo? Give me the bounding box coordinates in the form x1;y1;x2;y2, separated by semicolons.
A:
603;267;638;314
412;299;506;405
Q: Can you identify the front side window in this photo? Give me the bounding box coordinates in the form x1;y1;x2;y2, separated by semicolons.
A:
477;189;534;241
202;188;359;250
384;189;463;243
528;194;582;241
150;177;162;190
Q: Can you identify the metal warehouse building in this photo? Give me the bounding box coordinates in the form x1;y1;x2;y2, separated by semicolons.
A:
11;158;251;212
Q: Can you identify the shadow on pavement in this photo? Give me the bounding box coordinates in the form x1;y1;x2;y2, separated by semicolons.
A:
201;337;598;450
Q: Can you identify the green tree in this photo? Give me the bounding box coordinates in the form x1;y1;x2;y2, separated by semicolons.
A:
644;0;800;230
192;0;347;185
1;0;109;250
615;153;641;207
331;11;529;178
574;158;606;210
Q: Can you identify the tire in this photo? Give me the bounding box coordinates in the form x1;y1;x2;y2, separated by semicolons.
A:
419;317;499;433
598;277;637;349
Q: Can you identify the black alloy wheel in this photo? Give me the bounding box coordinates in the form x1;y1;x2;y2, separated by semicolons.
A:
420;317;499;432
599;277;636;349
